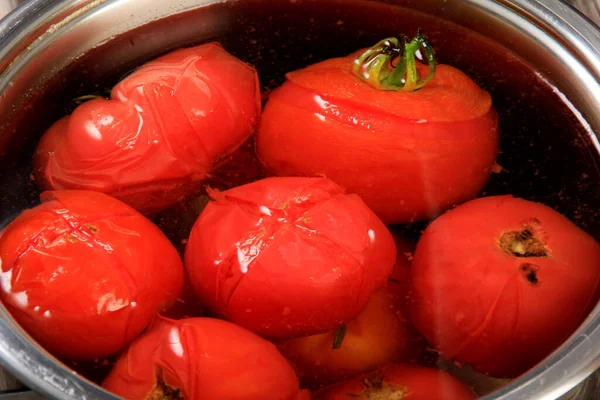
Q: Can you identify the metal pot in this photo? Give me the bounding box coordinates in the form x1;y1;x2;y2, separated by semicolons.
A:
0;0;599;399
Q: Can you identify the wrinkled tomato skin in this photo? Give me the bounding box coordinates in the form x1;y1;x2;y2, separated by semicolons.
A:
102;317;310;400
34;43;261;214
184;177;397;339
314;364;476;400
410;195;600;378
276;238;423;386
0;190;184;360
257;56;498;224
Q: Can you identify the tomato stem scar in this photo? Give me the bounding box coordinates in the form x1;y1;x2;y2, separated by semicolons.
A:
499;226;548;258
147;371;184;400
363;373;407;399
352;30;437;92
332;324;347;349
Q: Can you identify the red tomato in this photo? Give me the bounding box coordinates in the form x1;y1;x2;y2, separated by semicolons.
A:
276;239;423;386
184;177;397;339
257;36;498;224
0;190;184;360
34;43;261;214
410;195;600;378
314;363;476;400
102;317;310;400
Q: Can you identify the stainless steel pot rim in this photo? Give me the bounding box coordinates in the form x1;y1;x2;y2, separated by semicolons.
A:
0;1;598;399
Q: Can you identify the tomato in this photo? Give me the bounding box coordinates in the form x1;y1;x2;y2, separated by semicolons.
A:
184;176;397;339
257;34;498;224
276;237;423;386
314;363;476;400
410;195;600;378
102;317;310;400
0;190;184;360
34;43;261;214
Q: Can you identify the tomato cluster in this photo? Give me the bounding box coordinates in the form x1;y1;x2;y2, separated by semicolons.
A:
0;35;599;400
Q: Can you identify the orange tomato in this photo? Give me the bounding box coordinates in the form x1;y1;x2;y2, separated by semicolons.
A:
277;237;423;386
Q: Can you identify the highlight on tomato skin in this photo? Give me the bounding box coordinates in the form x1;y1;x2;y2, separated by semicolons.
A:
102;317;310;400
33;42;261;214
0;190;185;361
276;236;424;387
183;176;397;339
256;35;499;224
410;195;600;379
313;363;476;400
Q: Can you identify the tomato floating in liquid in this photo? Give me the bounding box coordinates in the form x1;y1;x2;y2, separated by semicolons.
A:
313;363;476;400
34;43;261;214
410;195;600;378
257;33;499;224
0;190;184;360
184;176;397;339
102;317;310;400
277;236;423;386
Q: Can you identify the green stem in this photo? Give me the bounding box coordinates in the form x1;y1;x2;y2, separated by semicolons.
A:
352;31;437;92
332;325;347;350
70;87;113;106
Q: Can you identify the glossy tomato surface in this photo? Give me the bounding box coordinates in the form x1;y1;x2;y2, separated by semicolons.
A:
0;191;184;360
257;52;498;224
34;43;261;214
410;195;600;378
103;317;310;400
277;237;423;386
184;177;397;339
314;363;476;400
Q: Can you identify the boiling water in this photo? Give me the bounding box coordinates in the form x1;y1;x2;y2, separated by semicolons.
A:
0;0;598;397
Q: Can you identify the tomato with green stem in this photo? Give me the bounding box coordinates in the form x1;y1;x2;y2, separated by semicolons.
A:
34;43;261;214
276;236;423;387
257;33;498;224
0;190;184;360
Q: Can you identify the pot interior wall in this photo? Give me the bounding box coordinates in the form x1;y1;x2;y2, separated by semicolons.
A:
0;0;598;394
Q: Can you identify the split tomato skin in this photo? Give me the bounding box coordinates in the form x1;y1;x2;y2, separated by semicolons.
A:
0;190;184;360
34;43;261;214
314;364;476;400
257;54;499;224
276;239;423;386
184;176;397;339
102;317;310;400
410;195;600;378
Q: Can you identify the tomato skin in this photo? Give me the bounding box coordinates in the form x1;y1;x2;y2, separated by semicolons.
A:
184;177;397;339
410;195;600;378
314;363;476;400
102;317;310;400
0;190;184;360
276;240;423;386
34;43;261;214
257;55;498;224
